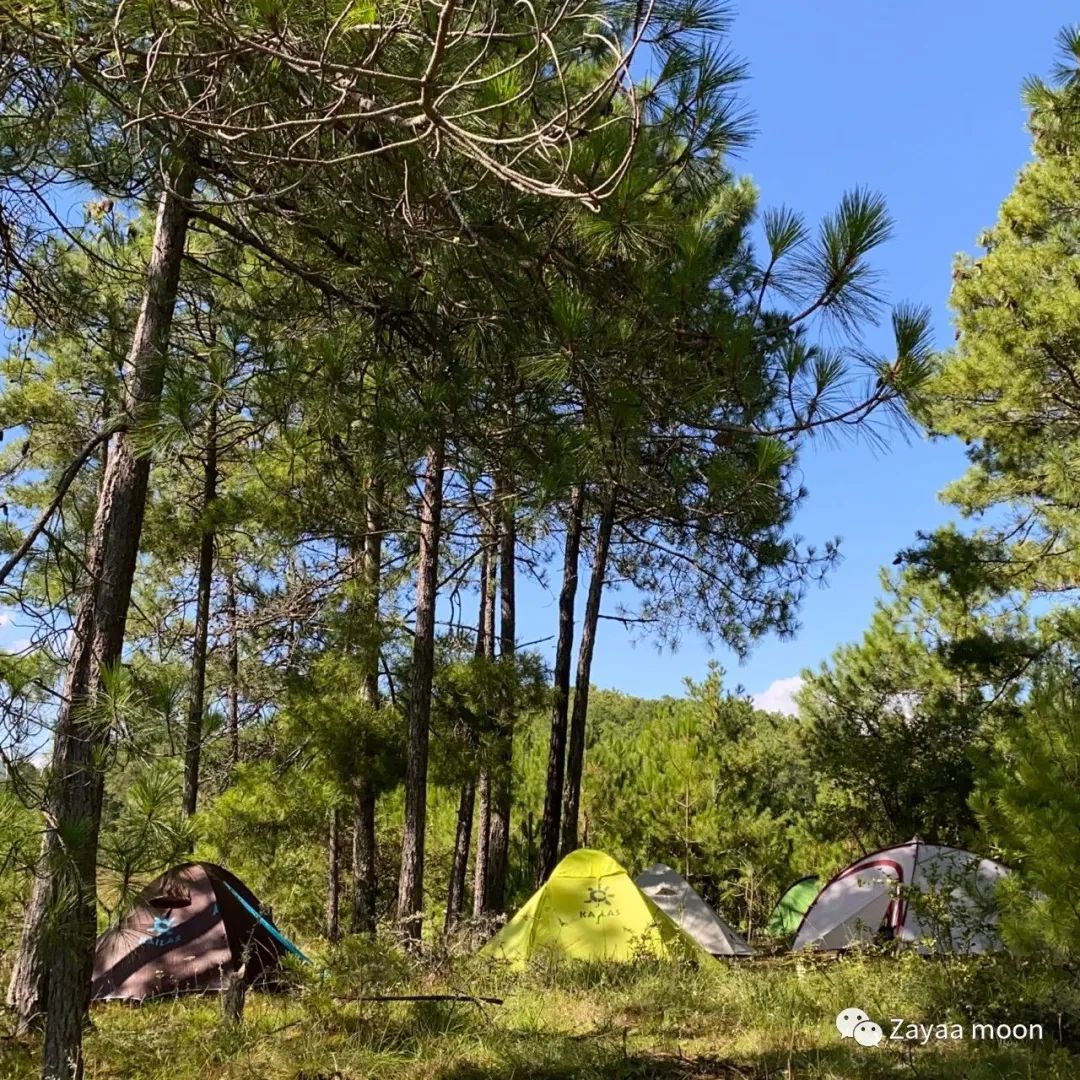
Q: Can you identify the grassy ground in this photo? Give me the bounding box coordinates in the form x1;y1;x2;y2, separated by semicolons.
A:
3;951;1078;1079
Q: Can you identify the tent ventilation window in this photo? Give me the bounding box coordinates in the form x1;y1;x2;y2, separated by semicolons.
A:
148;893;191;909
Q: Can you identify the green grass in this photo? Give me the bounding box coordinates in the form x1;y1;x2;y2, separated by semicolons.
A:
3;952;1078;1079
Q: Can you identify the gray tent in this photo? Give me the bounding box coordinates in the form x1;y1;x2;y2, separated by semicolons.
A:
635;864;755;957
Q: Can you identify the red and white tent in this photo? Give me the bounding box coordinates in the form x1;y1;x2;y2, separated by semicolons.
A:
792;839;1009;954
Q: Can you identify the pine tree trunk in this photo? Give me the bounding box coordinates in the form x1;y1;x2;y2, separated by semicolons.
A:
226;567;240;773
221;964;247;1025
471;515;498;917
537;485;584;884
183;399;218;819
486;499;516;911
444;778;475;935
359;479;383;708
475;541;492;662
559;494;615;859
327;808;341;943
396;438;445;943
444;539;491;934
5;887;45;1026
472;770;491;916
351;776;377;935
10;166;195;1079
351;477;383;936
482;521;497;661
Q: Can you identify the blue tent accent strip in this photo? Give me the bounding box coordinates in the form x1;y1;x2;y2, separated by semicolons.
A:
221;882;310;963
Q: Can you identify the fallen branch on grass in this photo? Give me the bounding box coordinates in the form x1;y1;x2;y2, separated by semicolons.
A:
334;994;503;1005
265;1019;306;1036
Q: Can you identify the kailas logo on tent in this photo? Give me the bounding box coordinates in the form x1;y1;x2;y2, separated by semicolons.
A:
836;1007;884;1047
581;884;619;921
144;914;179;947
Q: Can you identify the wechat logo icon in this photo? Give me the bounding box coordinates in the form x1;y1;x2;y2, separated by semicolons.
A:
836;1007;884;1047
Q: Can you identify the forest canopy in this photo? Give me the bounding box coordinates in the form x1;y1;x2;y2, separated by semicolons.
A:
3;8;1080;1080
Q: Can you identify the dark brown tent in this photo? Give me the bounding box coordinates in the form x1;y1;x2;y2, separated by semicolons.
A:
91;862;306;1002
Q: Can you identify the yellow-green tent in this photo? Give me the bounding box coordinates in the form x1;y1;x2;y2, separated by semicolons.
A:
480;849;716;968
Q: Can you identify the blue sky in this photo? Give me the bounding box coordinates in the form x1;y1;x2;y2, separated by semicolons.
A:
512;2;1077;711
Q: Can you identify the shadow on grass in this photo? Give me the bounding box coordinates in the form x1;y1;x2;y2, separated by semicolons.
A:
438;1054;757;1080
7;991;1072;1080
436;1042;1074;1080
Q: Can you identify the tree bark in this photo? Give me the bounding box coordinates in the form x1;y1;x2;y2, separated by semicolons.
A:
359;479;383;708
472;770;491;916
475;541;493;663
327;807;341;943
183;398;218;819
486;497;516;911
559;494;615;859
221;964;247;1025
537;484;584;884
226;567;240;773
444;778;475;935
395;437;445;943
351;776;377;934
444;537;493;934
351;476;382;936
8;165;195;1080
482;520;497;661
471;515;498;917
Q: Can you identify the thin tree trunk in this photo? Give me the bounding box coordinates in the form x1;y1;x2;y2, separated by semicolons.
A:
221;965;247;1025
475;542;492;662
226;567;240;773
445;540;492;934
486;498;516;911
471;515;498;917
537;485;584;884
359;481;383;709
8;166;194;1080
183;398;218;819
327;808;341;943
351;777;377;935
444;779;475;936
472;771;491;916
396;437;445;943
351;477;383;935
482;522;497;660
559;494;615;859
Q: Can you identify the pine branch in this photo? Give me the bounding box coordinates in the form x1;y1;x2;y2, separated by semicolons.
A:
0;421;123;589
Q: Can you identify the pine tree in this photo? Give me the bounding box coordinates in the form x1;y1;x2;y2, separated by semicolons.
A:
972;667;1080;960
915;27;1080;614
799;562;1036;849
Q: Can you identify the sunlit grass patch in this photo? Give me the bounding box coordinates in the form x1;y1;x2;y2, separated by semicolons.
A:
2;952;1078;1079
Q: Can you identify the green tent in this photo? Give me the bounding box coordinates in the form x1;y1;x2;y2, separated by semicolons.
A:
765;876;821;938
480;849;715;968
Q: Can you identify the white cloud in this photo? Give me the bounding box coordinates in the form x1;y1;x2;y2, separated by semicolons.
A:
752;675;804;717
